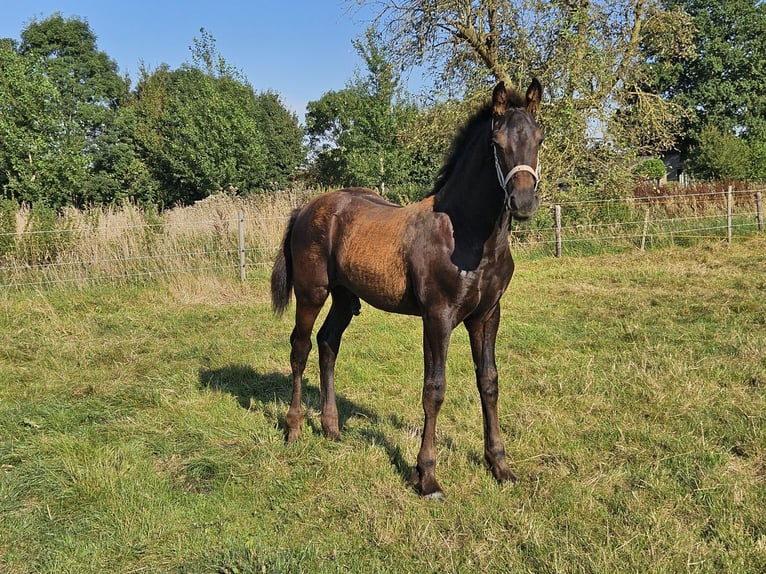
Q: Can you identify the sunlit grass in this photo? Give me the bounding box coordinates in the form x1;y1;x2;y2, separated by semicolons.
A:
1;237;764;572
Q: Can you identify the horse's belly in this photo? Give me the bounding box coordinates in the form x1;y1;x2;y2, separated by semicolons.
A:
340;253;416;314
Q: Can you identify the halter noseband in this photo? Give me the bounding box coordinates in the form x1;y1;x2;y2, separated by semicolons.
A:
491;117;540;212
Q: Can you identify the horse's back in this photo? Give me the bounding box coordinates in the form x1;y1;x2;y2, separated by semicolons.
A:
291;188;403;243
303;187;400;213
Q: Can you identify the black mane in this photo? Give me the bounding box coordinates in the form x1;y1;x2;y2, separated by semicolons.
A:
429;89;527;197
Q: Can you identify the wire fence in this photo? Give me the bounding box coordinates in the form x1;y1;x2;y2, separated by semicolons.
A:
0;188;763;289
510;187;764;257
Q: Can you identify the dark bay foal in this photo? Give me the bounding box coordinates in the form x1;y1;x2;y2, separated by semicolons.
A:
271;80;543;498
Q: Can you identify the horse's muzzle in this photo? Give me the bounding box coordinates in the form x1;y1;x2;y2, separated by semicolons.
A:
509;189;539;221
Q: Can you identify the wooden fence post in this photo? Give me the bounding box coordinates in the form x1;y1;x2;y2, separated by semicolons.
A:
641;206;650;251
727;186;733;244
756;191;764;232
554;204;562;258
238;210;246;281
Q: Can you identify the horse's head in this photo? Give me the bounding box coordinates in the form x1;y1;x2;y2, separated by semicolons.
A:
491;79;543;221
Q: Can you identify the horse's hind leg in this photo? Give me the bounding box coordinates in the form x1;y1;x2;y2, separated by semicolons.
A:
317;287;359;440
286;289;327;443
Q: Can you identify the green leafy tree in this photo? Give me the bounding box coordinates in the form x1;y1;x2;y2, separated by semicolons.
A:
131;28;302;205
644;0;766;183
688;124;752;181
649;0;766;150
132;63;268;205
18;14;127;126
306;29;426;194
17;14;131;206
252;92;305;189
83;104;159;204
748;140;766;181
306;88;358;185
2;15;147;207
0;41;74;206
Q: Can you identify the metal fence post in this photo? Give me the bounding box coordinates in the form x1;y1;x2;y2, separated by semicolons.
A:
238;210;246;281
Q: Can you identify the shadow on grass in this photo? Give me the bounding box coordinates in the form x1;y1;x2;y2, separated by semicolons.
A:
199;365;291;411
198;365;414;483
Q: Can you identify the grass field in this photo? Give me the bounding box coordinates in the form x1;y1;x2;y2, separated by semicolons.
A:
1;238;765;573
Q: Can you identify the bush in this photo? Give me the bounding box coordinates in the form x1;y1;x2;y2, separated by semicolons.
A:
688;125;751;180
748;139;766;181
635;158;667;181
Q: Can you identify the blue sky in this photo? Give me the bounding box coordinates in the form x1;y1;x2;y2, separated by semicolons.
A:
1;1;381;119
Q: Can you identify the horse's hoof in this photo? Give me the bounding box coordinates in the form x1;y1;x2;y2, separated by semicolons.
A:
418;475;445;500
286;428;302;443
325;430;342;442
423;490;446;501
493;465;518;484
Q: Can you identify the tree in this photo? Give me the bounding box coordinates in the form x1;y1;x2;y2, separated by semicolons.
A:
641;0;766;181
688;124;751;181
131;28;304;204
3;19;303;208
18;13;128;136
252;92;305;189
748;140;766;181
355;0;695;200
10;14;129;208
648;0;766;149
83;104;159;204
306;29;426;194
190;30;305;192
132;64;268;205
0;41;73;206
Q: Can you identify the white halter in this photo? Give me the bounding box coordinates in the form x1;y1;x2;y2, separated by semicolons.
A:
493;146;540;191
491;118;540;212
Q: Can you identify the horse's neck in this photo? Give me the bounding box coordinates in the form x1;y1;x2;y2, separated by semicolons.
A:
435;144;506;241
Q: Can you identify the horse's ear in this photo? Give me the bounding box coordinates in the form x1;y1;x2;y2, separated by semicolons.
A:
525;78;542;116
492;82;508;116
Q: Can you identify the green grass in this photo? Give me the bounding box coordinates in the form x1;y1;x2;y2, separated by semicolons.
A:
1;239;765;573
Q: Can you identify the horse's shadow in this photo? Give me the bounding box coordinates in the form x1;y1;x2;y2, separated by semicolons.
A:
198;365;413;483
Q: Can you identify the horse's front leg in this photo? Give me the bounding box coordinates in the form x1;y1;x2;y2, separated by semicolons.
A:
417;315;451;499
465;305;517;484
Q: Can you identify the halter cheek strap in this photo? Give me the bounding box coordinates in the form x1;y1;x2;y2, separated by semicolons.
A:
490;117;540;212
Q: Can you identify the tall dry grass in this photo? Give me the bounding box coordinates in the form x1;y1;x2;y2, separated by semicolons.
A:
0;190;316;288
1;185;762;287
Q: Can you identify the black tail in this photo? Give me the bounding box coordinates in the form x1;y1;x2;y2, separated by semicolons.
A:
271;209;300;316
